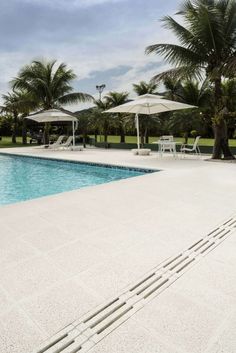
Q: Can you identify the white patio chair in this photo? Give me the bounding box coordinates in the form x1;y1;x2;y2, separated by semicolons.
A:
180;136;201;157
48;135;65;150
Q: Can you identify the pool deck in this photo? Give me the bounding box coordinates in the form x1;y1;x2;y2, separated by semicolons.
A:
0;147;236;353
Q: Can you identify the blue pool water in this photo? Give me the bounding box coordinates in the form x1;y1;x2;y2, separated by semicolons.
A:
0;154;151;206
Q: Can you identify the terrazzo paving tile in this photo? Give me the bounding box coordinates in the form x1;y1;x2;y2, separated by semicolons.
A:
0;227;22;248
77;258;137;299
112;237;178;277
80;222;152;256
0;256;66;300
48;239;109;276
21;278;102;335
170;261;236;315
21;225;80;252
0;287;14;317
0;308;45;353
205;312;236;353
133;288;224;353
4;213;53;236
0;239;39;269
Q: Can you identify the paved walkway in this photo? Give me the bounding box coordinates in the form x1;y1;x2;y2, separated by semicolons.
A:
0;147;235;353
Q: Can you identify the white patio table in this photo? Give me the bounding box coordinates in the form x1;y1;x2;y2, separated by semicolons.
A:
157;140;177;158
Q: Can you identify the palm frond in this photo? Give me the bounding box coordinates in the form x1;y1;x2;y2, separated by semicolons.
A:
151;66;203;83
57;92;94;105
146;43;203;67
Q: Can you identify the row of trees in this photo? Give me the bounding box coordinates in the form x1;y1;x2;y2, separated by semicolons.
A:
78;77;236;146
1;0;236;159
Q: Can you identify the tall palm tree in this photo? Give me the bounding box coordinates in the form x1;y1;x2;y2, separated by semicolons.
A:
105;92;129;143
12;60;93;143
133;81;159;144
1;90;37;143
146;0;236;159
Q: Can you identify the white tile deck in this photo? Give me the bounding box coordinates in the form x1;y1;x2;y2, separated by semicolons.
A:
0;147;235;353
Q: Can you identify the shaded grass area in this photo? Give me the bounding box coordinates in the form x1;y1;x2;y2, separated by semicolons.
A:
0;137;30;148
92;135;236;147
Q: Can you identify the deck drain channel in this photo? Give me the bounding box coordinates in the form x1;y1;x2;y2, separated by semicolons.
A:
130;273;156;291
89;302;126;329
96;306;133;335
83;298;119;324
163;254;182;268
37;334;68;353
35;215;236;353
144;279;169;298
136;276;162;295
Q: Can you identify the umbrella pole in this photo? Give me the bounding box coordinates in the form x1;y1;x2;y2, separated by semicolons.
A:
72;120;75;150
135;114;140;149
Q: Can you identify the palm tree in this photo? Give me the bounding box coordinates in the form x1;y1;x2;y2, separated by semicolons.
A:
133;81;159;144
146;0;236;159
12;60;93;143
133;81;158;96
164;78;213;142
1;90;37;143
104;92;129;143
93;99;112;143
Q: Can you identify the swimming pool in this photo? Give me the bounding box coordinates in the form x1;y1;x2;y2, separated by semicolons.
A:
0;154;153;206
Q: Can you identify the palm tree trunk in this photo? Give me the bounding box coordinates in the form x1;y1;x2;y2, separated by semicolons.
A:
212;78;235;159
119;125;125;143
12;111;18;144
43;122;50;145
83;133;86;148
145;127;149;144
212;119;234;159
22;119;27;144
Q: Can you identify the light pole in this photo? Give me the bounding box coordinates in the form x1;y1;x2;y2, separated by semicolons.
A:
96;84;106;100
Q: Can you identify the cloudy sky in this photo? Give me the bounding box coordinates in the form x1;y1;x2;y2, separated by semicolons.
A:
0;0;180;110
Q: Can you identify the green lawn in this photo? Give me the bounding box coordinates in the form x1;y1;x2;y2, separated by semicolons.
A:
0;137;29;148
1;135;236;148
93;135;236;147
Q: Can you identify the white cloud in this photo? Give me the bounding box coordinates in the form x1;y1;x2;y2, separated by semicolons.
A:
0;0;178;110
18;0;127;10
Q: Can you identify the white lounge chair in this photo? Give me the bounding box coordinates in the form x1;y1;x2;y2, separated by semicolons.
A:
58;136;73;150
48;135;65;150
180;136;201;157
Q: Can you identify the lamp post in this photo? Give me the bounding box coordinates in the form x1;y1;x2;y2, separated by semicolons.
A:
96;84;106;100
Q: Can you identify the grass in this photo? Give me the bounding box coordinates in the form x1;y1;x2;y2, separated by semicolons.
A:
0;136;30;148
1;135;236;148
93;135;236;147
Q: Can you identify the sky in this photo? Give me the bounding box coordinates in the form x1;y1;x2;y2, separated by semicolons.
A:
0;0;180;111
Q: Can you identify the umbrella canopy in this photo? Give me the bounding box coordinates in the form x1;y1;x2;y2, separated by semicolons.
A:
105;94;195;115
25;109;78;147
104;94;197;149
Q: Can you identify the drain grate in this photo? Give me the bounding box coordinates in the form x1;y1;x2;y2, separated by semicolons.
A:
34;215;236;353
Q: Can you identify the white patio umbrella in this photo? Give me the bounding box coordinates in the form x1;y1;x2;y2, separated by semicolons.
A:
104;94;196;149
25;109;78;148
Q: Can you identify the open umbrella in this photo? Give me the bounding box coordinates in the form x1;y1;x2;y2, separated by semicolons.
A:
104;94;196;149
25;109;78;148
